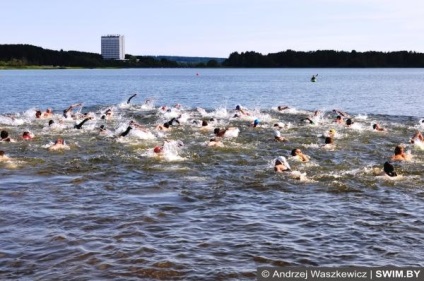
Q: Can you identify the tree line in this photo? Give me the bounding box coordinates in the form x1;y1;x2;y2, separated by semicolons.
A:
2;44;424;68
0;44;214;68
222;50;424;67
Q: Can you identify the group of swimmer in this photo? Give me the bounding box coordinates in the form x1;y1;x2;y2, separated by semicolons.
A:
0;95;189;159
272;105;422;179
1;94;423;182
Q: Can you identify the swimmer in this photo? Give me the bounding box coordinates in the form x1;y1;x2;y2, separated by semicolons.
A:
291;148;310;162
156;117;180;131
101;108;113;120
129;120;149;131
63;103;82;118
274;156;291;172
383;161;397;177
43;108;53;118
325;137;334;144
391;145;412;161
156;122;171;131
154;140;184;155
22;131;34;140
168;117;181;126
74;117;92;129
213;127;239;138
345;119;354;127
127;93;137;104
334;115;343;124
301;117;315;125
274;130;287;142
35;110;43;119
251;119;260;127
333;109;349;117
214;128;227;137
0;130;14;142
99;125;113;136
159;105;169;112
199;120;214;132
322;137;334;149
273;122;287;129
0;150;10;161
49;138;69;151
99;125;107;133
372;123;385;131
410;131;424;144
208;137;224;147
277;106;290;111
153;145;164;154
235;105;250;116
119;126;133;137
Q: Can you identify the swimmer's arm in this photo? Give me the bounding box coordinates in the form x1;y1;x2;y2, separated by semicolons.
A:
127;94;137;104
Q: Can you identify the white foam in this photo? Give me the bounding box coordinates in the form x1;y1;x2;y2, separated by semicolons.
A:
355;114;368;120
131;129;156;140
413;140;424;150
222;127;239;138
0;115;25;126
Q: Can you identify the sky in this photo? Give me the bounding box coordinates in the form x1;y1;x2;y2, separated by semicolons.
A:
2;0;424;58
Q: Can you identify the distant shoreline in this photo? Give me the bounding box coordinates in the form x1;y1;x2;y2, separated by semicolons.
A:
3;44;424;68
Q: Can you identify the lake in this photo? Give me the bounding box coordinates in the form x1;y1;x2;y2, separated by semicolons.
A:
0;68;423;280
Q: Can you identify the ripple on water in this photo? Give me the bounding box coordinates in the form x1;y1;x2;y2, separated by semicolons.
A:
1;100;424;279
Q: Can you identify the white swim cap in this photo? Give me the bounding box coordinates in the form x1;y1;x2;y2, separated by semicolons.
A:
274;130;281;137
275;156;290;170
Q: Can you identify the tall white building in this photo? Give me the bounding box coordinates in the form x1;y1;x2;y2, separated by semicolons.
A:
101;35;125;60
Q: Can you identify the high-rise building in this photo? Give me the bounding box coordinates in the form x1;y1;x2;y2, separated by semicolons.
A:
101;35;125;60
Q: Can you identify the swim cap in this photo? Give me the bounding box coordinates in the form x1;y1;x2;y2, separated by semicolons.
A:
254;119;260;126
274;130;281;137
329;129;336;134
1;130;9;139
383;162;397;177
275;156;291;170
153;146;163;153
235;105;241;110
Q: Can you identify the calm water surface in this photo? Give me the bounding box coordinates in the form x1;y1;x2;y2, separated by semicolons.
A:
0;69;423;280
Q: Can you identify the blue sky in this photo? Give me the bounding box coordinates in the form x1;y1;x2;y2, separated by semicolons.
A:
2;0;423;58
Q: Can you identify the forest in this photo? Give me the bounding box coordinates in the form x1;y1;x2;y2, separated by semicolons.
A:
222;50;424;67
1;44;424;68
0;44;216;68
